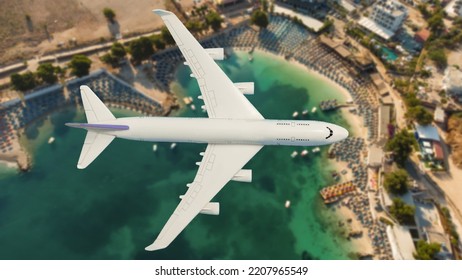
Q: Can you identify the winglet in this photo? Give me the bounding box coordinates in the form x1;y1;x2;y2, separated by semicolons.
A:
152;9;173;16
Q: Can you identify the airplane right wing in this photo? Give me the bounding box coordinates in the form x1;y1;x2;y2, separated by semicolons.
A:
146;143;262;251
153;9;263;120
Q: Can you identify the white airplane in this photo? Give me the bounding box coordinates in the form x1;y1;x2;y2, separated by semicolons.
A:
66;9;349;251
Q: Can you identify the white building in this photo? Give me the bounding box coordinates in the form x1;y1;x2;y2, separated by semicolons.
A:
359;0;408;40
445;0;462;18
443;66;462;101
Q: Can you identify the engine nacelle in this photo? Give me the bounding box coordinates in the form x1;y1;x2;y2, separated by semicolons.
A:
234;82;254;95
231;169;252;183
205;48;224;60
200;202;220;215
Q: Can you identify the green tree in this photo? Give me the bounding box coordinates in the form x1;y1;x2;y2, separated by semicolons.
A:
103;8;116;23
389;198;415;225
428;48;447;69
260;0;269;12
36;63;58;84
428;12;444;33
129;37;154;64
110;42;126;59
413;240;441;260
417;4;431;18
10;71;36;92
384;169;410;195
69;54;92;77
149;34;166;50
251;10;269;29
186;19;204;34
100;53;119;67
406;105;433;125
320;19;334;33
205;11;223;32
404;93;421;107
161;26;174;45
386;129;416;167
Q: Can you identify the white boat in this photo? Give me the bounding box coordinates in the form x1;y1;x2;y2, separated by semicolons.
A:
153;144;157;152
248;55;253;62
301;149;308;156
48;137;55;144
312;147;320;153
290;151;298;158
292;111;299;118
190;104;196;110
311;107;317;113
302;109;309;115
285;200;291;208
170;143;177;150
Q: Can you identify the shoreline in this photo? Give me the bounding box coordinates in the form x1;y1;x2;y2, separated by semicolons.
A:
253;49;364;138
252;49;375;257
261;50;376;257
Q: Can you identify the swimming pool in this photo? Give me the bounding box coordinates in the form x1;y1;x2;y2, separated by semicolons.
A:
381;46;398;61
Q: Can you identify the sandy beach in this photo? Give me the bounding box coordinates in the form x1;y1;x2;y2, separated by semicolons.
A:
254;49;377;257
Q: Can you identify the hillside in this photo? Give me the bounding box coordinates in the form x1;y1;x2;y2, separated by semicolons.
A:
0;0;190;65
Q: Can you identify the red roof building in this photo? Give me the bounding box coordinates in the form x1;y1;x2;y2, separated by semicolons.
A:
433;141;444;161
415;29;431;43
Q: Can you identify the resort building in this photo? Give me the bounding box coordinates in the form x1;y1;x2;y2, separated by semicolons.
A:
358;0;408;40
434;106;446;125
414;28;430;44
445;0;462;18
367;145;384;169
273;4;324;31
319;35;352;59
414;197;454;260
370;73;390;97
213;0;246;7
414;125;444;169
443;66;462;102
378;105;391;141
276;0;326;10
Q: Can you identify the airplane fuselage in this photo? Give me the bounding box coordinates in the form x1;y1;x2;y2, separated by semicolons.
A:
93;117;348;146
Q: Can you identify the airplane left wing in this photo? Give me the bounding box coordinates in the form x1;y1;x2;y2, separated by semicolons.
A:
146;143;262;251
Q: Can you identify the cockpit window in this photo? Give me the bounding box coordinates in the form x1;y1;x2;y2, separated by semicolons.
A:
325;127;333;139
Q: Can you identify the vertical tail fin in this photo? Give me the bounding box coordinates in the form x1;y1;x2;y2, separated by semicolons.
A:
68;86;116;169
80;85;115;123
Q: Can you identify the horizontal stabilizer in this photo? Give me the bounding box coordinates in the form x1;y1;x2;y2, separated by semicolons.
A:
77;131;114;169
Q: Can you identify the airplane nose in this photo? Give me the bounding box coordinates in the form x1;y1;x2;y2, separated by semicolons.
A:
336;126;349;141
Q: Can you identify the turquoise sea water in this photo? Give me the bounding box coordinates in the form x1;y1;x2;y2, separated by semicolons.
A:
0;51;354;259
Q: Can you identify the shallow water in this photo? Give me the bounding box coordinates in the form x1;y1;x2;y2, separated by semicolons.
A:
0;50;354;259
